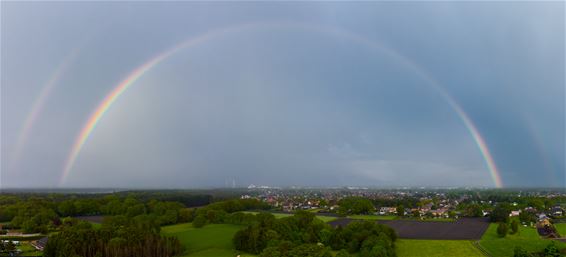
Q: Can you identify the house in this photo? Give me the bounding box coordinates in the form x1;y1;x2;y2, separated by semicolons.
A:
429;208;448;218
510;210;521;217
31;237;48;251
550;206;563;217
538;213;548;220
379;207;397;215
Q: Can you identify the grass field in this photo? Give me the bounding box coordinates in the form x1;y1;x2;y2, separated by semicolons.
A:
396;239;484;257
241;211;337;223
554;223;566;237
17;242;43;256
161;223;256;257
241;211;293;219
89;222;102;229
479;223;566;257
348;215;397;220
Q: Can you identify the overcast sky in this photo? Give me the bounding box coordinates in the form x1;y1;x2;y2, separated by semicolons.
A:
1;2;564;188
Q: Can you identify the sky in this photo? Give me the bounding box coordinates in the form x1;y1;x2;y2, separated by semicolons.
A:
1;2;564;188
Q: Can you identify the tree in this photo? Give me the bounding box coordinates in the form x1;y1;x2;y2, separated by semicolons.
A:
396;206;405;217
510;220;519;234
259;247;282;257
519;211;536;225
337;197;374;216
412;209;420;218
192;215;207;228
178;208;193;223
287;244;331;257
466;204;483;217
543;242;561;257
335;249;351;257
491;205;511;223
497;222;508;237
58;200;76;217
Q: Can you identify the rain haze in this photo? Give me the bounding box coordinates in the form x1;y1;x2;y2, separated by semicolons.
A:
1;2;564;188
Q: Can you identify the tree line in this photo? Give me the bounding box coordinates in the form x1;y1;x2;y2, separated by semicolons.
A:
232;211;397;257
0;192;212;233
44;216;182;257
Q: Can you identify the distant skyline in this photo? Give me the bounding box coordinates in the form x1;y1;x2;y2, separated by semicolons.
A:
1;2;564;188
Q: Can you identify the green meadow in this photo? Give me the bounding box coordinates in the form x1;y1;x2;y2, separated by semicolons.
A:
554;223;566;237
241;211;337;222
161;223;256;257
395;239;484;257
479;223;566;257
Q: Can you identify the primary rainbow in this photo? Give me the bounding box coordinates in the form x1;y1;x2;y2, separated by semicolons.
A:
60;22;503;187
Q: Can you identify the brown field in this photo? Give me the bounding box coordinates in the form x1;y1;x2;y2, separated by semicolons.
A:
329;218;490;240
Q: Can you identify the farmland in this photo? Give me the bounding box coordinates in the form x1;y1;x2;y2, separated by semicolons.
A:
161;223;256;257
396;239;484;257
347;214;397;220
241;211;337;222
161;221;488;257
554;223;566;237
346;215;454;222
479;223;566;257
329;218;489;240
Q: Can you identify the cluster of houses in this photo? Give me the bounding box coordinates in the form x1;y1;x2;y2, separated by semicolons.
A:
378;205;453;218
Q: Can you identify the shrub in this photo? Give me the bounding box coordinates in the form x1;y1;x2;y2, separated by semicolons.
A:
192;215;207;228
510;220;519;234
497;222;508;237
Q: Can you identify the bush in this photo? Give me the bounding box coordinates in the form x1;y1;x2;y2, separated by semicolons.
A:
497;222;508;237
543;242;561;257
335;249;351;257
192;215;207;228
510;220;519;234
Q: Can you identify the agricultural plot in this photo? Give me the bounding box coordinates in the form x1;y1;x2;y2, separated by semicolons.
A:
479;223;566;257
241;211;337;222
161;223;256;257
554;223;566;237
241;211;293;219
396;239;484;257
347;215;397;220
329;218;489;240
16;242;43;256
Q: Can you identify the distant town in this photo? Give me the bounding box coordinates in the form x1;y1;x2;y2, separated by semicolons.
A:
1;187;565;256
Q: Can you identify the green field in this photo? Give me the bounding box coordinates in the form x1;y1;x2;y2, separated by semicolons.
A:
396;239;484;257
17;242;43;256
554;223;566;237
347;215;397;220
161;223;256;257
241;211;293;219
89;222;102;229
241;211;337;223
479;223;566;257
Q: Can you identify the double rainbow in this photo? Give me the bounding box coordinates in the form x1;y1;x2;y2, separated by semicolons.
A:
60;22;503;187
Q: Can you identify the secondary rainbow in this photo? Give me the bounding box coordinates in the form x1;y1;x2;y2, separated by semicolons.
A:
11;47;80;172
60;22;503;187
